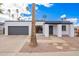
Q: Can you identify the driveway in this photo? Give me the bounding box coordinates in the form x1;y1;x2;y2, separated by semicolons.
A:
0;35;28;53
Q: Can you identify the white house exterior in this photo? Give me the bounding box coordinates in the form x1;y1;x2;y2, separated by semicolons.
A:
5;20;74;37
0;22;4;34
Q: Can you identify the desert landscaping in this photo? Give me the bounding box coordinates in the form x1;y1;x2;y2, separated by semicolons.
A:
0;35;79;55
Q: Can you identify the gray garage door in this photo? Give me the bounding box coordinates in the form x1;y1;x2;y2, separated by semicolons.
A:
8;26;29;35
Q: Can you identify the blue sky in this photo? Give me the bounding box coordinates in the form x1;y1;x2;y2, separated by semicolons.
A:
22;3;79;24
1;3;79;25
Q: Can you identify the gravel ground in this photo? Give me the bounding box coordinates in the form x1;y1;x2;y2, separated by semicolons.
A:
20;36;79;53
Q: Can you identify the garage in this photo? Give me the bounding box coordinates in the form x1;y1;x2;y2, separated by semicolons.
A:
8;26;29;35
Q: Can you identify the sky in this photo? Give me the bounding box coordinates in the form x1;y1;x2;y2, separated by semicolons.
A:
0;3;79;26
35;3;79;24
21;3;79;24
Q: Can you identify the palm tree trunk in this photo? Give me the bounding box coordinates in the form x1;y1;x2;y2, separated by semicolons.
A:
30;3;37;47
16;9;19;21
9;13;10;20
8;9;11;20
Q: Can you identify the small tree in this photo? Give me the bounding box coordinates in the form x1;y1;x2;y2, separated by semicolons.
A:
42;14;47;21
61;17;67;21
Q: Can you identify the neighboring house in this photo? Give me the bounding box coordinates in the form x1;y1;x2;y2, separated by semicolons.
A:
74;26;79;36
5;20;74;37
0;22;4;34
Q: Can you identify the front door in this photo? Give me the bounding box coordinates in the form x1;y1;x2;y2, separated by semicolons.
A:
49;26;53;35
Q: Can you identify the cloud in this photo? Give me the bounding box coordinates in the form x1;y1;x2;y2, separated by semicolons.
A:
60;14;66;18
21;11;31;15
1;0;28;4
66;18;78;24
37;3;53;7
0;14;16;22
1;3;31;18
0;14;9;21
1;3;52;16
35;6;38;10
0;0;55;4
1;2;53;21
74;23;79;26
42;3;53;7
2;3;29;11
35;3;53;12
20;16;32;21
60;14;78;24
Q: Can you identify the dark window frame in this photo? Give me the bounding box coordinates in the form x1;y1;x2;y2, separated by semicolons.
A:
62;25;66;31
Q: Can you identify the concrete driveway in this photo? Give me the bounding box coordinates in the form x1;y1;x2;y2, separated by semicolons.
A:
0;35;28;53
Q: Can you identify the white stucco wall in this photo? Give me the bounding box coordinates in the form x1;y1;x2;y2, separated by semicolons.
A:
53;24;74;37
0;26;4;34
53;25;57;36
5;21;74;37
0;26;4;30
5;21;45;36
44;24;49;37
36;22;44;26
53;24;73;36
57;24;62;37
5;21;32;36
43;24;45;36
62;25;69;35
69;24;74;37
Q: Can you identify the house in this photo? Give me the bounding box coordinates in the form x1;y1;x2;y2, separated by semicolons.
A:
4;20;74;37
0;22;4;34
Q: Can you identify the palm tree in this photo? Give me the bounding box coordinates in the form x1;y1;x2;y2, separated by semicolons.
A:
0;3;3;14
8;9;11;20
26;7;30;20
42;14;47;21
16;9;19;21
26;7;29;11
12;14;14;19
30;3;37;47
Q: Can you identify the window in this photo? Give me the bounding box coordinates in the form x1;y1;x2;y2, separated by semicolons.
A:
62;25;66;31
36;26;43;33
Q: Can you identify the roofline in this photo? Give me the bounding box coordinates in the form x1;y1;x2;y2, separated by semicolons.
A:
45;23;73;24
5;20;73;24
5;20;45;22
45;21;73;24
